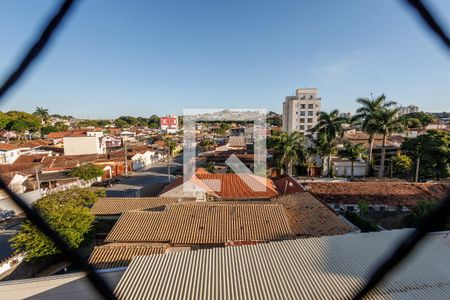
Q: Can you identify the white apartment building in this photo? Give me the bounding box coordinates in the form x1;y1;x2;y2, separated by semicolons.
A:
398;105;419;115
282;88;321;133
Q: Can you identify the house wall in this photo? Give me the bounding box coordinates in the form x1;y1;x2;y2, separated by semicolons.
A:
332;162;367;177
0;149;21;164
63;137;105;155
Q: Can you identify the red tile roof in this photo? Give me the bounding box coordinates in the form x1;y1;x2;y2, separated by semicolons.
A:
47;130;87;139
272;175;304;195
0;143;22;151
195;173;280;199
306;182;449;207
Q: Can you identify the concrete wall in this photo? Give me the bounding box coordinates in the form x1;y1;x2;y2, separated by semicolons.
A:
63;137;105;155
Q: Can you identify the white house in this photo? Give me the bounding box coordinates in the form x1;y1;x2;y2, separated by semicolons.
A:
63;135;106;155
131;150;160;170
0;144;24;164
331;158;367;177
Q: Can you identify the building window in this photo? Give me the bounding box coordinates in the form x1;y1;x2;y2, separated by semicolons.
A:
334;204;340;209
300;125;305;130
307;118;313;123
300;111;305;116
308;104;314;109
307;125;312;129
308;111;313;116
301;104;306;109
296;111;298;115
347;206;355;211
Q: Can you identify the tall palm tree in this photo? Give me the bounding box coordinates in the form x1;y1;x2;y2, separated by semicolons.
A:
34;107;50;125
273;131;304;175
340;142;366;179
375;108;417;177
352;95;396;162
312;110;348;176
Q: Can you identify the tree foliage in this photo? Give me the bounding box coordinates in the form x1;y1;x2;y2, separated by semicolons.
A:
404;112;434;128
391;153;412;177
339;142;366;178
401;130;450;179
10;188;99;261
69;163;104;180
352;94;396;162
273;131;304;175
312;110;348;176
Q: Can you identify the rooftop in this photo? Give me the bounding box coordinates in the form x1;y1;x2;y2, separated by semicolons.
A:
91;197;189;216
307;181;449;206
114;230;450;300
88;243;168;269
273;192;354;237
105;202;295;244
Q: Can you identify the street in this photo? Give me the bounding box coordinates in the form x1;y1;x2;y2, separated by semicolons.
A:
106;155;183;197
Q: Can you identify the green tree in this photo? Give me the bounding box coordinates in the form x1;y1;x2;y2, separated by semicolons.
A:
404;112;434;128
407;200;450;231
0;111;10;131
273;131;304;175
401;130;450;179
340;142;366;179
199;138;217;152
114;118;129;129
391;154;412;178
69;163;104;181
302;151;317;177
163;137;177;156
312;110;348;176
353;95;396;163
7;119;28;140
9;188;98;261
375;108;418;177
148;115;160;128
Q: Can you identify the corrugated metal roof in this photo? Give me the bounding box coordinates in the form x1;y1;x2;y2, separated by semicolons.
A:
115;230;450;299
105;202;295;244
88;243;168;269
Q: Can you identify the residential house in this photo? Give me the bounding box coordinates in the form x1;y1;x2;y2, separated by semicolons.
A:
158;172;280;201
306;181;449;212
0;144;24;164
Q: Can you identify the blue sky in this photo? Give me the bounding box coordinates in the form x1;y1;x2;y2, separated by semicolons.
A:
1;0;450;118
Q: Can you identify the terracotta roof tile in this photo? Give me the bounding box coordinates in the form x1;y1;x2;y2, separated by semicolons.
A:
272;175;304;194
88;243;167;269
228;136;246;147
307;182;449;207
195;173;280;199
91;197;191;216
273;193;353;237
105;202;295;244
0;143;22;151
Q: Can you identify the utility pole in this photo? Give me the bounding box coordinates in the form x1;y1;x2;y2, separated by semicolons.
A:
414;157;420;182
167;147;171;182
124;140;128;177
35;168;40;192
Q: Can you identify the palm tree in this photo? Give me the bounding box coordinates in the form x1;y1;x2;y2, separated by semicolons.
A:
312;110;348;176
375;108;417;177
303;151;317;177
340;142;366;179
353;95;396;162
273;131;304;175
34;107;50;125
